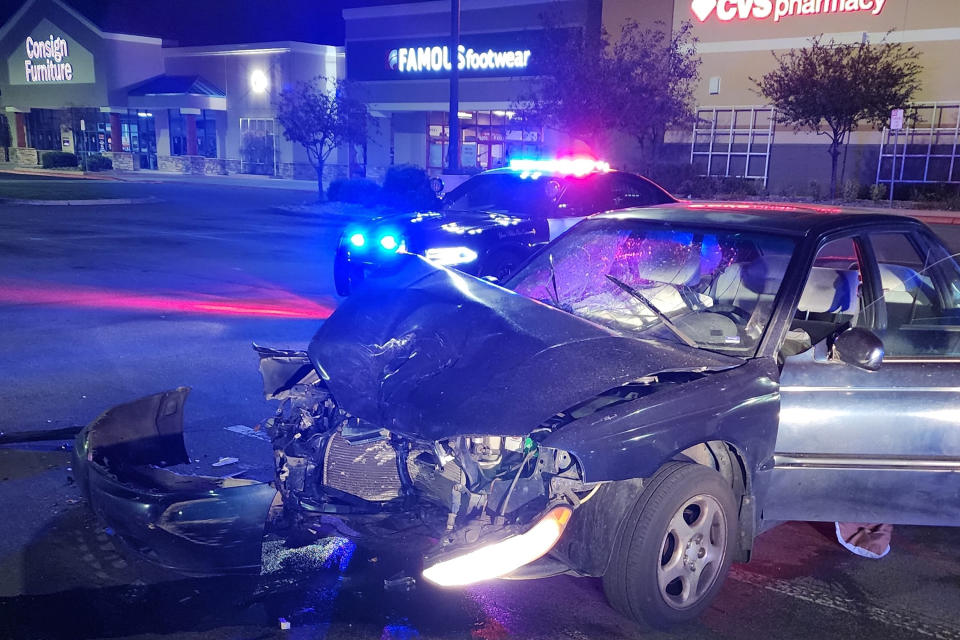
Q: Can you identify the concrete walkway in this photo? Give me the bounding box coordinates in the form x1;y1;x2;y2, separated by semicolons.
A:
0;166;320;192
112;169;321;192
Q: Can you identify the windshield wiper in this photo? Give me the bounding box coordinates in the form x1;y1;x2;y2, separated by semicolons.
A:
604;274;698;348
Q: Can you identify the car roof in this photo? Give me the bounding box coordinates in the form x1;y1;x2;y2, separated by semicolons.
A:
591;202;925;237
481;167;638;180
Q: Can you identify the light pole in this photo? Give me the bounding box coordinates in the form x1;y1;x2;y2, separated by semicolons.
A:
446;0;460;173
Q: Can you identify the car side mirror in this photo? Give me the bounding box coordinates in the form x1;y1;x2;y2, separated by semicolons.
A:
831;327;884;372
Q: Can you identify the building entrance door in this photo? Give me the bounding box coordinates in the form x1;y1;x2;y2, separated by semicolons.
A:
133;113;157;170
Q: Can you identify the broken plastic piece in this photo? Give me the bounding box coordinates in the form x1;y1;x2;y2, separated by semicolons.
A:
384;575;416;592
279;618;291;630
212;457;239;467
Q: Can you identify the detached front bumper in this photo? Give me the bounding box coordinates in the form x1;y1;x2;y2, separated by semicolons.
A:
72;388;277;575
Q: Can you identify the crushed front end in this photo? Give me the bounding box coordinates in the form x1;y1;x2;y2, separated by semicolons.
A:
262;346;590;585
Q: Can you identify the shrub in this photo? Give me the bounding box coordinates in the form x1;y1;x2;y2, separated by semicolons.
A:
380;164;440;211
82;154;113;172
41;151;78;169
327;177;381;206
909;183;960;211
841;179;860;202
647;162;699;195
870;183;888;202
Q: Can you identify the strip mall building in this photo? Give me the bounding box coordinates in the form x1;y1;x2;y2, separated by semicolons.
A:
1;0;958;193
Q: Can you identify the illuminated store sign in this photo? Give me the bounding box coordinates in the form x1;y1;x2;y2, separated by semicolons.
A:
7;19;95;85
24;34;72;81
690;0;887;22
388;45;531;73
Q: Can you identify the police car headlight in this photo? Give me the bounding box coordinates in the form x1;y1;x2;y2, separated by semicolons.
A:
425;246;479;266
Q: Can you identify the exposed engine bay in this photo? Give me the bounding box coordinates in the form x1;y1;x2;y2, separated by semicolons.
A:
260;344;605;572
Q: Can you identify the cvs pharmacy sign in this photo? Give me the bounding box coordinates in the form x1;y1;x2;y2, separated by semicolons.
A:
690;0;887;23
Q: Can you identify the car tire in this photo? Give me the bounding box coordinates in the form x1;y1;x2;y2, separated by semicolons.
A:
480;246;526;282
602;461;737;630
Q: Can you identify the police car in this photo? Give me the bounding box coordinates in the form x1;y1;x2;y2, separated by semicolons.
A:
333;158;676;295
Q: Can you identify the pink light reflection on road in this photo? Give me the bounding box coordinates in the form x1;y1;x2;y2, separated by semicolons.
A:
0;278;334;320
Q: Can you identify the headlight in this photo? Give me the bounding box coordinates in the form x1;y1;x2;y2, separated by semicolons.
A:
421;505;572;587
348;232;366;248
379;234;400;251
424;246;479;266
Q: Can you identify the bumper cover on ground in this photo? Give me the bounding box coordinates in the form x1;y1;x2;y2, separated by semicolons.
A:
72;387;277;575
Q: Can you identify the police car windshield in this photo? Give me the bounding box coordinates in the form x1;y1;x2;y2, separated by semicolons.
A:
444;173;552;215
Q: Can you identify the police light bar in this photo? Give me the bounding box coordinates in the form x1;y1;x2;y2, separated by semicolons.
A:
508;157;610;177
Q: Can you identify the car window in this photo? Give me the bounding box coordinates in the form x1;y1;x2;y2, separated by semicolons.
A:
555;177;606;217
868;232;960;358
443;174;549;215
607;174;672;209
786;237;863;354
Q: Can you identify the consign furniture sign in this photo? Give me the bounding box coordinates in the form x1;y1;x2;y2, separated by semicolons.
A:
7;18;95;85
690;0;887;22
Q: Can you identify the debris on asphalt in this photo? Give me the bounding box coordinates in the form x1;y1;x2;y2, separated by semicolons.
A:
104;527;115;536
225;424;271;442
279;617;291;630
211;457;239;467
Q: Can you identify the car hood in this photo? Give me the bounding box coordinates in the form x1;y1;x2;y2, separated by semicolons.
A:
374;208;531;238
309;255;741;441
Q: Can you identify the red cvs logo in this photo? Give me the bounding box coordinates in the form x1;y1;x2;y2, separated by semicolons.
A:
691;0;772;21
691;0;887;23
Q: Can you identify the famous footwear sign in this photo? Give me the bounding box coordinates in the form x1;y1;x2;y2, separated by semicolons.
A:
388;45;531;73
7;19;95;85
690;0;887;22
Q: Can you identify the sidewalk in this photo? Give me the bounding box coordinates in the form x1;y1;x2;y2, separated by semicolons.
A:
0;166;121;180
0;166;320;192
112;170;320;192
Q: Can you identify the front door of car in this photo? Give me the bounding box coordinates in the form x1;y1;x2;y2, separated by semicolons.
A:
763;229;960;526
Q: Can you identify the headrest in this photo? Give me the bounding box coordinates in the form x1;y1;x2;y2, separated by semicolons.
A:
798;267;859;313
740;255;790;296
878;263;924;294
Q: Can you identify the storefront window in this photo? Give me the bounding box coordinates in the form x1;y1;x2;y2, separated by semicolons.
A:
25;109;63;151
239;118;277;175
426;110;542;171
168;109;217;158
197;110;218;159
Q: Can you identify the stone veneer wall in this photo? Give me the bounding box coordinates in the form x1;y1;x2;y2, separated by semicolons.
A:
157;155;210;175
12;148;38;166
105;152;135;171
277;162;348;183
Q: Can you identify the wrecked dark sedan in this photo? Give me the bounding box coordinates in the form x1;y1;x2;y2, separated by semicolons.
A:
74;203;960;629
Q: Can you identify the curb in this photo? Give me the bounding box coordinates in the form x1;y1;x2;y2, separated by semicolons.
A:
0;197;156;206
0;168;121;181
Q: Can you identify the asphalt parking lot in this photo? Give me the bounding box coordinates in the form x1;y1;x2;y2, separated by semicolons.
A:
1;173;959;640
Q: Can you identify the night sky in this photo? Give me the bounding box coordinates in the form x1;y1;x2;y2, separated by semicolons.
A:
0;0;434;46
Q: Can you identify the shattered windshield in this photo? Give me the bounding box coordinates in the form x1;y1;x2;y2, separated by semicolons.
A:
508;218;797;355
444;173;552;215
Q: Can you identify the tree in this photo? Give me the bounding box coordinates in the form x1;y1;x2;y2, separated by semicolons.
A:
518;20;700;171
275;76;369;196
754;34;923;199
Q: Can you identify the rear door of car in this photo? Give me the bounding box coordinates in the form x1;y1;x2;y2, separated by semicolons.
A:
763;226;960;526
547;173;672;240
